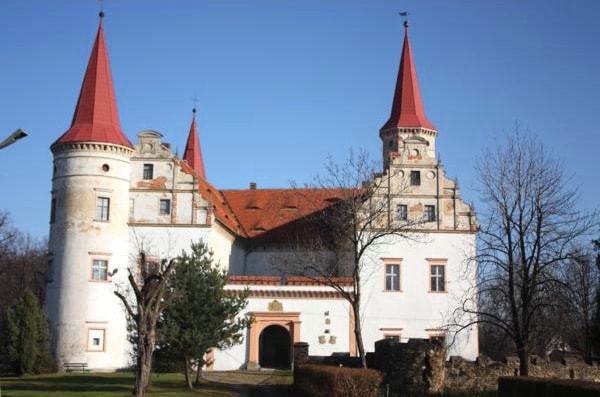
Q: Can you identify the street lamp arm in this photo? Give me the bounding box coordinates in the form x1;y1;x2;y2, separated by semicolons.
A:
0;129;28;150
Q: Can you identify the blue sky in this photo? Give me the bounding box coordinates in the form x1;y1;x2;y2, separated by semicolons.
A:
1;1;598;240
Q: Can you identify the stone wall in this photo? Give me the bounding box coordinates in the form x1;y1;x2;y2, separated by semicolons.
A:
372;338;446;394
445;355;600;392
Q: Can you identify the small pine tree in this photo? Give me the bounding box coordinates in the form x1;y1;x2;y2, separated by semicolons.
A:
2;288;54;375
159;241;251;390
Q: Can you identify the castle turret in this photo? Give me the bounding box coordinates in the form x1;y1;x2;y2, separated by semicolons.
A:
46;12;133;370
380;21;437;166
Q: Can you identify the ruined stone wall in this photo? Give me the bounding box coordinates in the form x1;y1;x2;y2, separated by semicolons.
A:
373;338;446;394
445;355;600;392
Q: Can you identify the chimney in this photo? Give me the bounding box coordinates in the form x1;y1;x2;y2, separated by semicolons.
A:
249;182;257;190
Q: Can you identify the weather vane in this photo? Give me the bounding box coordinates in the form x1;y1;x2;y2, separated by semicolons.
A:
399;11;410;28
192;95;199;113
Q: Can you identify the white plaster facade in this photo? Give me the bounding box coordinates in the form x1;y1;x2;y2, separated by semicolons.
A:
46;19;479;372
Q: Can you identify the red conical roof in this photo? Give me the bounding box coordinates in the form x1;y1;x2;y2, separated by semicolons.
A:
54;15;132;148
381;26;436;131
183;109;206;179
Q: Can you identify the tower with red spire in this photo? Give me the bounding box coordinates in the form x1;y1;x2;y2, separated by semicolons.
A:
380;21;437;168
46;12;132;370
183;108;206;179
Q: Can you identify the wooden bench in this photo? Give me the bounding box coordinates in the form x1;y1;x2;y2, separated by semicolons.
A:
64;362;88;372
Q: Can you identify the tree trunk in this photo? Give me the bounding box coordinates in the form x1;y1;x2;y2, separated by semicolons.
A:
194;360;203;385
517;345;529;376
351;301;367;368
133;323;156;396
183;357;193;390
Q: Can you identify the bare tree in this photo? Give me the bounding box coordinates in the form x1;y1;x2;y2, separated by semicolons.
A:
278;149;422;368
459;131;598;375
0;211;48;315
556;246;599;362
114;252;177;397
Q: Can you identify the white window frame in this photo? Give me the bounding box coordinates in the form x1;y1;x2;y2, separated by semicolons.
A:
385;264;401;291
427;258;447;293
91;259;108;281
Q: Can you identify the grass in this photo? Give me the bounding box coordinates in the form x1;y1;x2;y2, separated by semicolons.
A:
0;370;295;397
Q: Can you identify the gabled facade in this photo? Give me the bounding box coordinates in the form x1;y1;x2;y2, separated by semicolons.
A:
46;15;478;371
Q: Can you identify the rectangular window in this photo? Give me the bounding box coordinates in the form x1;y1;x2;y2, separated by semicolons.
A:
425;205;436;222
91;259;108;281
87;328;106;352
410;170;421;186
430;264;445;292
159;199;171;215
396;204;407;221
143;164;154;180
385;264;400;291
96;197;110;221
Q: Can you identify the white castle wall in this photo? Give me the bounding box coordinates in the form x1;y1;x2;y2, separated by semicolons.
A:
360;232;478;360
213;293;351;370
47;145;132;370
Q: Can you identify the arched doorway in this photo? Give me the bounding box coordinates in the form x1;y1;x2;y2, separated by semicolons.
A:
259;325;291;369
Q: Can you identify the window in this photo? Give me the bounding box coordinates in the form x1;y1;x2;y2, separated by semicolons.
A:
50;197;56;223
425;205;436;222
143;164;154;180
87;328;106;351
385;264;400;291
159;199;171;215
410;170;421;186
396;204;407;221
430;264;445;292
91;259;108;281
96;197;110;221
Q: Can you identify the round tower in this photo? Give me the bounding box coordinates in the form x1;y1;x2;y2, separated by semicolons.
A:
45;13;133;370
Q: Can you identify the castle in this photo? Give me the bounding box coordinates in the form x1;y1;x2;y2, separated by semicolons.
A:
45;13;478;371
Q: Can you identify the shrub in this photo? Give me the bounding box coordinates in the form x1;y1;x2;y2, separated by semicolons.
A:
295;364;382;397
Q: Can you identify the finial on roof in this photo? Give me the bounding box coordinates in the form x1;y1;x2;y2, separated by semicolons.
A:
99;10;104;19
399;11;409;28
192;107;197;114
99;0;104;18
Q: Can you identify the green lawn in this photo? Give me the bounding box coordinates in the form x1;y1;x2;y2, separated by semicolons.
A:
0;371;295;397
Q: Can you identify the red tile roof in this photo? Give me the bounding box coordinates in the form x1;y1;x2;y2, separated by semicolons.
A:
381;26;436;131
183;109;206;179
54;15;132;148
220;188;350;241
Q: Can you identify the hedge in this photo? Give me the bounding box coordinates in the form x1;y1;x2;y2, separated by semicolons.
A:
295;364;382;397
498;376;600;397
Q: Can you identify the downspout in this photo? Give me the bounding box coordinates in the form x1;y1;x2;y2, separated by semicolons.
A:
436;161;440;230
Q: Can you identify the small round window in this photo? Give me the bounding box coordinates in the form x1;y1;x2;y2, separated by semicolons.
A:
102;164;110;172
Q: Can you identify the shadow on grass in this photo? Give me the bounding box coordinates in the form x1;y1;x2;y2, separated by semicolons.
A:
1;371;302;396
1;373;132;393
